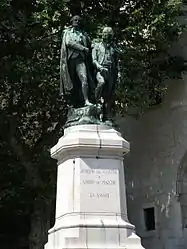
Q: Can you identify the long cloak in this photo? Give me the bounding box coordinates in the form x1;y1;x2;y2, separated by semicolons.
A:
59;28;73;96
59;27;95;104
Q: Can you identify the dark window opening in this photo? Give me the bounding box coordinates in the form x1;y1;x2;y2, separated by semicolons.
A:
143;207;156;231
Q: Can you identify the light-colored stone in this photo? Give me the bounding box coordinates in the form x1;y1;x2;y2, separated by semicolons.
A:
45;125;144;249
51;124;130;161
116;77;187;249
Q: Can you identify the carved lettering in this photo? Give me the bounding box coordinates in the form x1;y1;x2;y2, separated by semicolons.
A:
81;167;118;201
82;180;116;185
81;169;117;174
97;193;110;198
88;193;110;198
82;180;95;184
101;180;116;185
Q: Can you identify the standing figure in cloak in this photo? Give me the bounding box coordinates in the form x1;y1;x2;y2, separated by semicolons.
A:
92;27;119;122
60;15;93;107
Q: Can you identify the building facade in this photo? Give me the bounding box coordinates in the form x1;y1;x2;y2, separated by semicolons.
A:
120;77;187;249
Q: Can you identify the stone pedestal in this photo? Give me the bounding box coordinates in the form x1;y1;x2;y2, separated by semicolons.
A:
45;125;144;249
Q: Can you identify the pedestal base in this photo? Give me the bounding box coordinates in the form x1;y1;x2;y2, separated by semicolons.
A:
45;125;144;249
45;226;143;249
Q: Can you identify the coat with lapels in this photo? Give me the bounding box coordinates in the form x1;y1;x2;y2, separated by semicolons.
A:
92;41;119;95
60;26;92;96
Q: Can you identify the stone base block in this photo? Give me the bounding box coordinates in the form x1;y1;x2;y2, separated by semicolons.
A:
45;125;144;249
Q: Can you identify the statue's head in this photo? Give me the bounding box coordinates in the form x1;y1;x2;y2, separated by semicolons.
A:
70;15;82;28
102;27;114;42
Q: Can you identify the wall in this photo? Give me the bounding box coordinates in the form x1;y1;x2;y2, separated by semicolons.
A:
119;75;187;249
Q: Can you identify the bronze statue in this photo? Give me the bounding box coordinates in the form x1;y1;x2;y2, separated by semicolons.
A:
60;15;93;108
60;19;119;127
92;27;119;122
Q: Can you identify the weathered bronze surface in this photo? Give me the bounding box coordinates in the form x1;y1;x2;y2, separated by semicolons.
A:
92;27;119;122
60;17;119;127
60;15;94;108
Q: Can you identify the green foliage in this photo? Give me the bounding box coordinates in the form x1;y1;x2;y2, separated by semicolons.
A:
0;0;184;248
115;0;185;114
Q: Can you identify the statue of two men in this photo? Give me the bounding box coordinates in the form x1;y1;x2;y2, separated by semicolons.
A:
60;15;119;122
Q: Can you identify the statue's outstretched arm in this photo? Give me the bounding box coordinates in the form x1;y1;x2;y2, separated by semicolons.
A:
66;32;87;52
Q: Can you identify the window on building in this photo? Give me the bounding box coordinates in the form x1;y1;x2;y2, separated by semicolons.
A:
143;207;156;231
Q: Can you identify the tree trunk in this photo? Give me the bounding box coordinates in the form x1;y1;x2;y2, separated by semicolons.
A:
29;199;52;249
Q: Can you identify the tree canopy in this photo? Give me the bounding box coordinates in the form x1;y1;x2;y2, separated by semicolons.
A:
0;0;184;248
